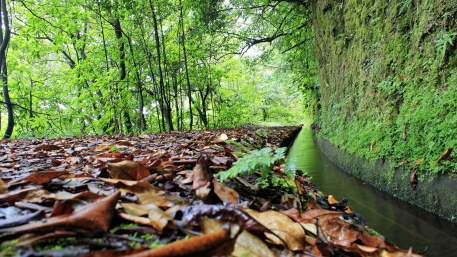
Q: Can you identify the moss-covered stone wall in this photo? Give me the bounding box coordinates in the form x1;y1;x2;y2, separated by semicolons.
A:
310;0;457;175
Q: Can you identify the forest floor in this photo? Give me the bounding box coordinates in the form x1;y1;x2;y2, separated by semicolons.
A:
0;126;421;257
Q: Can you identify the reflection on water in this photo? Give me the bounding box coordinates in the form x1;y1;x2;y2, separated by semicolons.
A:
286;128;457;257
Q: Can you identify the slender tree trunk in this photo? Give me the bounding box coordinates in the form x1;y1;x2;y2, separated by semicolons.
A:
160;17;174;131
139;23;163;132
149;0;172;131
0;0;13;139
126;35;146;131
112;17;132;133
179;0;193;130
97;0;119;133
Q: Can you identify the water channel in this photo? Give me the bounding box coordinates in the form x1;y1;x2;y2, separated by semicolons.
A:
286;128;457;257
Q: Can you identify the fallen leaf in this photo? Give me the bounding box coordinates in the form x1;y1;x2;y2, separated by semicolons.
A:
21;170;68;185
108;160;150;180
0;210;44;229
202;218;275;257
0;179;7;193
213;178;239;204
327;195;338;205
192;155;212;200
125;227;235;257
120;203;171;232
244;209;307;251
212;134;228;144
0;188;38;204
35;144;61;151
1;191;121;234
211;156;229;166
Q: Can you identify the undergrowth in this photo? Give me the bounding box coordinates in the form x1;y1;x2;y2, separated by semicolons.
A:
216;147;296;190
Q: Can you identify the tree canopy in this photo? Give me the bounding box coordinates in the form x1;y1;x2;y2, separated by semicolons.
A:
0;0;317;138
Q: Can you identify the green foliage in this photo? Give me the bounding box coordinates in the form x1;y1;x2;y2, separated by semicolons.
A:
436;31;457;63
0;240;17;257
216;147;295;190
0;0;311;138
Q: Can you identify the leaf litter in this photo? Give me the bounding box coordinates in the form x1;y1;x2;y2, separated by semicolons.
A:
0;126;423;257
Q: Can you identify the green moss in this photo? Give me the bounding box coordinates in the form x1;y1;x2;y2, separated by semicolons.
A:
312;0;457;176
0;240;17;257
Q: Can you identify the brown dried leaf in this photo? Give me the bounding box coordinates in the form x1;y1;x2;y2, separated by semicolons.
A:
35;144;61;151
1;191;121;234
23;170;68;185
0;178;7;193
192;156;211;200
125;227;234;257
244;209;308;251
120;203;171;232
0;188;37;204
212;133;228;144
213;178;239;204
202;218;275;257
108;160;150;180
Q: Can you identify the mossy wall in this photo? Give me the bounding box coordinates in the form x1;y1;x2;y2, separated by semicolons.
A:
310;0;457;175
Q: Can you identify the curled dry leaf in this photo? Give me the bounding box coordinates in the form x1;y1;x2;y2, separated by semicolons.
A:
213;178;239;204
137;190;175;209
244;209;308;251
212;133;228;144
318;214;359;248
202;218;275;257
125;227;235;257
120;203;171;232
0;191;121;234
192;155;212;200
108;160;150;180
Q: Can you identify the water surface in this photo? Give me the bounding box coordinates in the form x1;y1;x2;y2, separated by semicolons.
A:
286;128;457;257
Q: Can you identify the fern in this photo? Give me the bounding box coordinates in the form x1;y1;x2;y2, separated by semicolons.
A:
436;31;457;63
216;147;287;182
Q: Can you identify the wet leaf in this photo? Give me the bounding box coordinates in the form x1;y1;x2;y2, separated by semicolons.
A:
0;210;44;228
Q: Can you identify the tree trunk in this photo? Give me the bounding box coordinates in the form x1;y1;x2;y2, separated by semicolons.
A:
179;0;193;130
112;17;132;133
0;0;13;139
149;0;173;131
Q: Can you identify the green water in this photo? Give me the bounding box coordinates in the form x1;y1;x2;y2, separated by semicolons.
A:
286;128;457;257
